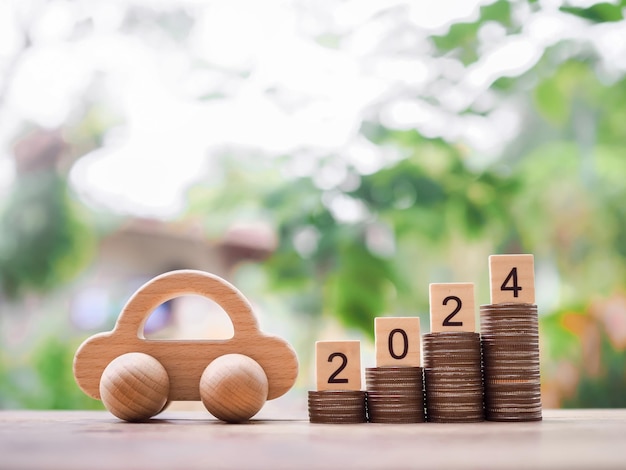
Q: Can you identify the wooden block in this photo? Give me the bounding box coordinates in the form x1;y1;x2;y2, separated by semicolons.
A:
374;317;421;367
429;283;475;333
489;254;535;304
315;341;361;391
74;270;299;417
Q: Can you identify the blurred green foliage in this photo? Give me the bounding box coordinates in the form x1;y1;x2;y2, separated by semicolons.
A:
433;0;514;65
560;2;625;23
0;335;103;410
0;172;95;299
540;296;626;407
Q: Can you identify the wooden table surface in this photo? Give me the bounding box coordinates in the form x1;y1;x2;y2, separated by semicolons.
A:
1;408;625;469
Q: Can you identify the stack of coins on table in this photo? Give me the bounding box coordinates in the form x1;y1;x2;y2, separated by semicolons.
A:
423;332;484;422
309;341;367;424
480;303;542;421
365;367;425;423
308;390;368;424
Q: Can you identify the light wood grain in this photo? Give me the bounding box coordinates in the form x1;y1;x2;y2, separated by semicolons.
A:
199;353;268;423
374;317;421;367
429;283;475;333
99;352;169;422
315;341;361;391
73;270;298;403
1;410;625;470
489;254;535;304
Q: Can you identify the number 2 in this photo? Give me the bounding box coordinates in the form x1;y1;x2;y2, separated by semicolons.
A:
442;295;463;327
501;267;522;298
327;352;349;384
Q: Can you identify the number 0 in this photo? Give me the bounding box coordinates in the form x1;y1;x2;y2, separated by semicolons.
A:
388;328;409;360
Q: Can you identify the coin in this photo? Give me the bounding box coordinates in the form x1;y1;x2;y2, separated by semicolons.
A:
486;415;542;422
365;366;425;424
308;390;367;424
422;332;484;422
425;371;483;380
309;416;368;424
428;416;485;422
480;302;542;422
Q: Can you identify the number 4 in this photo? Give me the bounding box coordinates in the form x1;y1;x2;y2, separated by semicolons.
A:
489;254;535;304
500;267;522;298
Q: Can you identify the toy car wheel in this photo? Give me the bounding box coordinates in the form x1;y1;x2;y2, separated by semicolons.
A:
157;400;171;415
99;352;170;422
199;354;269;423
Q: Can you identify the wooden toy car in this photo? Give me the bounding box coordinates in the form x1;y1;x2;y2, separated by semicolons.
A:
73;270;299;422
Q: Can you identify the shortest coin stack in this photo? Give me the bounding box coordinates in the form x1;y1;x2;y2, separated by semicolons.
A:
308;390;367;424
366;367;425;423
423;332;484;423
480;303;542;422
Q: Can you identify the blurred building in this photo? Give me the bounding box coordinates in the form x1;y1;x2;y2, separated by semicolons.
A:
69;218;278;339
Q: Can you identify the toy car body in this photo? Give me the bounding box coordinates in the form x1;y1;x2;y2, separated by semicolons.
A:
74;270;299;402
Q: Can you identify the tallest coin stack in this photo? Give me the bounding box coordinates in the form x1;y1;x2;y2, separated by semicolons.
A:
480;303;542;421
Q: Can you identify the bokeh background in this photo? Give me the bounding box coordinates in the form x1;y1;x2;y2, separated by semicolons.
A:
1;0;625;411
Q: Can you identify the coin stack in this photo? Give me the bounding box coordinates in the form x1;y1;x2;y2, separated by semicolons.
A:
308;390;367;424
480;303;542;421
365;367;425;423
423;332;484;422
